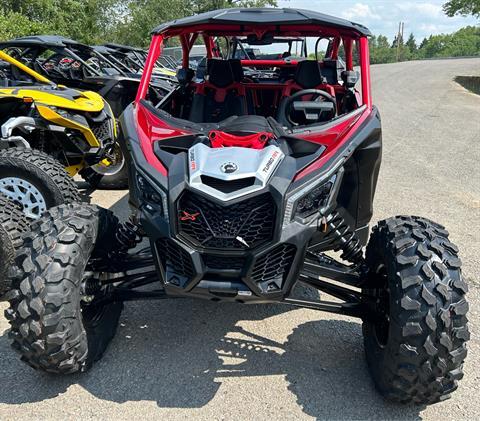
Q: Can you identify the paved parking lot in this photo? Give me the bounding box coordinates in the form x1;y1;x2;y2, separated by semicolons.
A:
0;58;479;420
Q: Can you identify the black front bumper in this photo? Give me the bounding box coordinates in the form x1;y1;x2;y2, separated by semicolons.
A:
139;188;317;303
119;103;382;303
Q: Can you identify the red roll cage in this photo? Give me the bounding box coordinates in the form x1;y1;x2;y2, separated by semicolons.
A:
136;24;372;108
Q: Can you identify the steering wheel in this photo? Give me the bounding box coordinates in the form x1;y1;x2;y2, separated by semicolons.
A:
282;89;337;127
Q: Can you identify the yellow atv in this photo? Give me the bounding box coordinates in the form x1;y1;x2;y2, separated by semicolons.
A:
0;50;116;218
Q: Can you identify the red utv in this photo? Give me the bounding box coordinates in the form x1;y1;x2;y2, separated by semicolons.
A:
5;8;468;405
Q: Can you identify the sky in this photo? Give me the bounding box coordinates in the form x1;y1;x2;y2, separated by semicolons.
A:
277;0;479;41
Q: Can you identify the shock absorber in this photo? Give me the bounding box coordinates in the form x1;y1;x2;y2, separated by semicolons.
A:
325;211;364;264
115;218;142;254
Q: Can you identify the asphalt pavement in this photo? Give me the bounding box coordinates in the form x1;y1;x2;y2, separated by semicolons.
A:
0;58;479;420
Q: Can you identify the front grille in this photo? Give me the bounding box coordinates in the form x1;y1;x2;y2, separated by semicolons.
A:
251;244;296;287
203;254;245;270
177;192;276;250
158;239;194;279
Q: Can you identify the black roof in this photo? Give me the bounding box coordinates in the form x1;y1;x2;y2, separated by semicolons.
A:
152;8;371;36
0;35;91;50
103;43;146;53
92;45;121;55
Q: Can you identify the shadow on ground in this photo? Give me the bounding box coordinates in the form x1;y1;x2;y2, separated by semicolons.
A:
0;303;423;419
0;194;424;420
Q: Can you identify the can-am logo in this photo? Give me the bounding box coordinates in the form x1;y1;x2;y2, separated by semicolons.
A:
180;211;200;221
220;162;238;174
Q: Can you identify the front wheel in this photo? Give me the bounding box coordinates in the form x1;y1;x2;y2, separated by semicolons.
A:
0;148;80;219
5;204;123;373
0;193;28;297
363;216;469;404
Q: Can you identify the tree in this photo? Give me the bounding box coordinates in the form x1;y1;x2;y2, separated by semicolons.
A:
443;0;480;18
0;0;122;44
406;33;417;53
0;10;50;41
188;0;277;14
110;0;277;47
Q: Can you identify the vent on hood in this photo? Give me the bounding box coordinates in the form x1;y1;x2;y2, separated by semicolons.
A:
200;175;256;193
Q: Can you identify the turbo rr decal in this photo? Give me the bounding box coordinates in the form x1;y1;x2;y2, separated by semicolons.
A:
262;150;281;174
189;149;196;171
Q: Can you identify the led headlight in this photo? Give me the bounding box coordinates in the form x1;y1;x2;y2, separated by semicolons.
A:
294;175;336;219
136;173;168;218
283;161;344;228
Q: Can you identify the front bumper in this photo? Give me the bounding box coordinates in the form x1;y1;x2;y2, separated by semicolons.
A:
140;201;317;302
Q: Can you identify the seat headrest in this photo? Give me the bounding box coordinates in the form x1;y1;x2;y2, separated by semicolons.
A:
206;59;234;88
321;59;344;84
195;57;207;80
228;59;244;82
294;60;325;89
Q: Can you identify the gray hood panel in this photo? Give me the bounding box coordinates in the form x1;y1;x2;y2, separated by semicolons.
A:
188;144;284;201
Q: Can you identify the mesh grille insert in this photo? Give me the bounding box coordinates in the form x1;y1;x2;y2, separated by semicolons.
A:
177;192;276;250
251;244;296;285
158;238;194;279
203;254;245;270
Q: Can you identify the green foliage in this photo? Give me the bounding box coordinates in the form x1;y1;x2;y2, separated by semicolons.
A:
188;0;277;14
369;26;480;64
0;11;50;41
443;0;480;18
111;0;277;47
0;0;122;44
406;33;417;53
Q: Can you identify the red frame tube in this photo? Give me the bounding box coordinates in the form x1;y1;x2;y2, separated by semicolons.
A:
136;35;163;103
359;37;372;109
343;37;353;71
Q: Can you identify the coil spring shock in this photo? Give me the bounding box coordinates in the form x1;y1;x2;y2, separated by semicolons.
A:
83;278;102;296
326;211;364;264
115;219;142;254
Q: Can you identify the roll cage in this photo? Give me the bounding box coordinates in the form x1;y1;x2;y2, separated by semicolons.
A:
136;16;372;109
134;8;373;181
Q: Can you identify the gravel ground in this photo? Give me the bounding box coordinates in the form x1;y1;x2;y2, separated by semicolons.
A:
0;58;479;420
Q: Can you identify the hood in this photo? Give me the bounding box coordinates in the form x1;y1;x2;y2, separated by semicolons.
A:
0;86;105;112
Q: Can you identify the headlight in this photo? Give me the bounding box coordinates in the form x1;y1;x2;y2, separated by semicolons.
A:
294;175;336;219
283;163;343;228
49;106;89;126
136;173;168;219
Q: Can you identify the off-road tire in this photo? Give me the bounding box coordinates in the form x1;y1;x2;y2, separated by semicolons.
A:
0;147;81;218
363;216;469;404
5;204;123;373
0;193;28;297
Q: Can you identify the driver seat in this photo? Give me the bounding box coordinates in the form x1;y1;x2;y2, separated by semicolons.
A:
189;59;248;123
276;60;336;126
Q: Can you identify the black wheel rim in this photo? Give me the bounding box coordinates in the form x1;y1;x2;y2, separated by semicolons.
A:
80;277;113;328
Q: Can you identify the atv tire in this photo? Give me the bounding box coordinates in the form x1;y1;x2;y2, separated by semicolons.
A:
363;216;469;404
0;193;28;297
5;204;123;373
0;148;81;219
